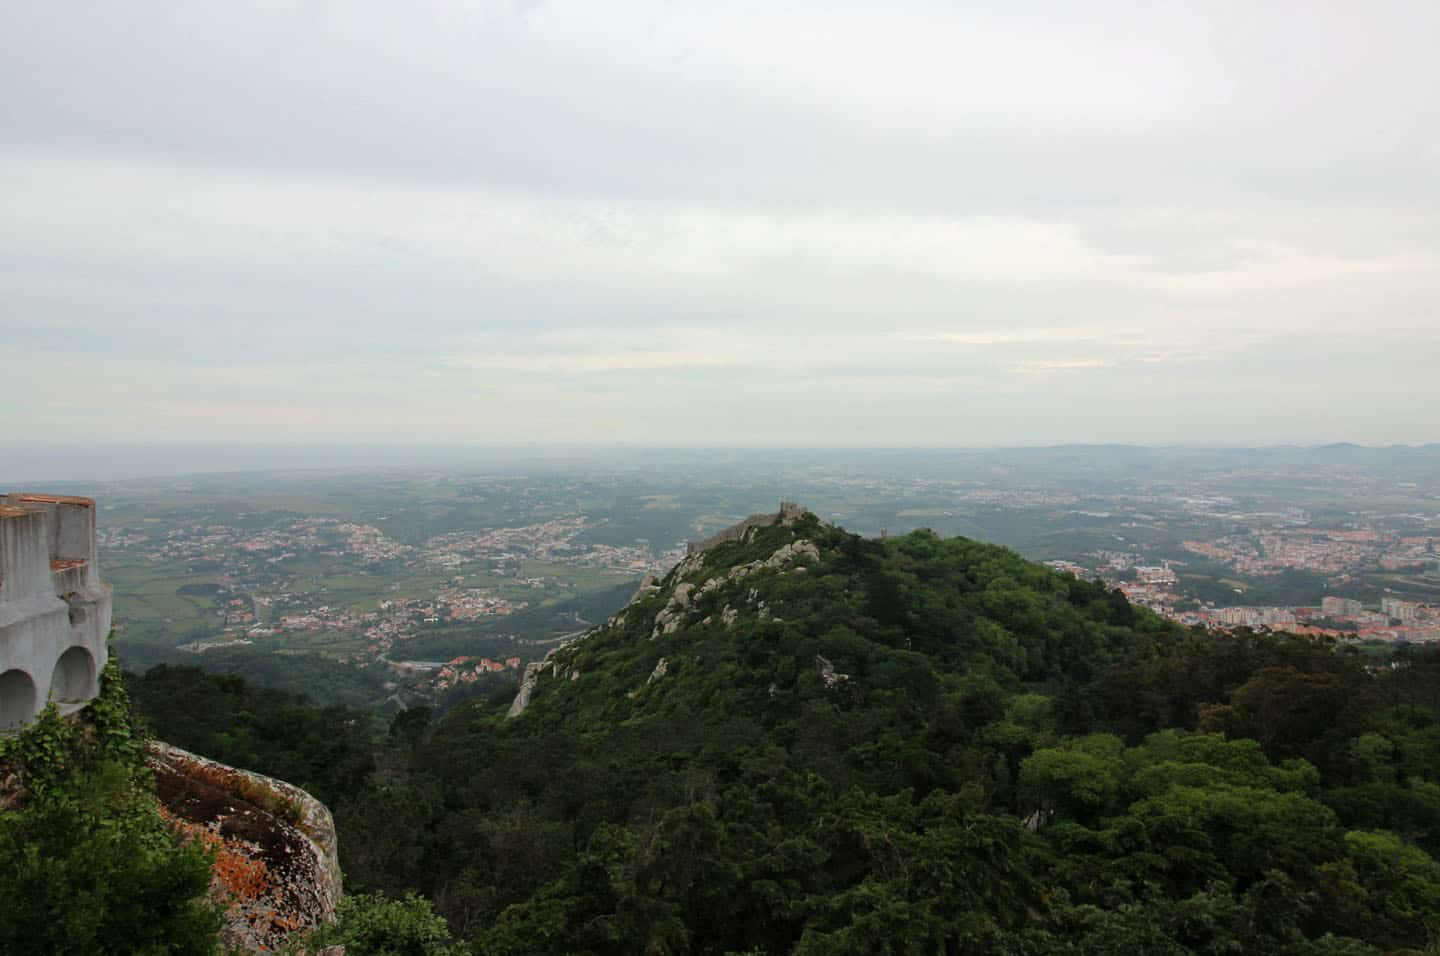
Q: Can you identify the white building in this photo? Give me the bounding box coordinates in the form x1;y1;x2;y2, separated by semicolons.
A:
1135;566;1178;586
0;494;112;730
1381;597;1420;622
1321;596;1363;617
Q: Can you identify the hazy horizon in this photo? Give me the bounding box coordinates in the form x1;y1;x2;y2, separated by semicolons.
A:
4;2;1439;447
5;439;1439;486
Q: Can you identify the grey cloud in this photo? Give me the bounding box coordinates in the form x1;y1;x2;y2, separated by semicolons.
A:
2;1;1438;445
4;2;1437;212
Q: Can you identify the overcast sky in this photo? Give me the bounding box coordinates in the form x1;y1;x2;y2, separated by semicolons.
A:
3;0;1438;448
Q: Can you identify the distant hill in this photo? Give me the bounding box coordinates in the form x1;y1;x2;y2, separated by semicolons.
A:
332;507;1440;955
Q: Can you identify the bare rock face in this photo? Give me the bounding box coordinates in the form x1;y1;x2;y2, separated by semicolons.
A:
815;655;849;688
762;539;820;569
653;539;818;637
507;660;546;717
148;741;342;954
650;583;696;638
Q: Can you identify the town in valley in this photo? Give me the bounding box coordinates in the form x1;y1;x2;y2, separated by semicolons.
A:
38;445;1439;711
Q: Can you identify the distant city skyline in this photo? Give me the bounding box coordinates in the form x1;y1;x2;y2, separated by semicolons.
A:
4;2;1438;445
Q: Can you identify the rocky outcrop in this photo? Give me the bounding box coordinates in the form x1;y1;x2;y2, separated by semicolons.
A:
148;742;341;954
631;574;660;602
762;539;820;568
816;654;849;688
507;660;546;718
507;504;822;719
664;538;818;634
650;582;695;639
506;642;587;717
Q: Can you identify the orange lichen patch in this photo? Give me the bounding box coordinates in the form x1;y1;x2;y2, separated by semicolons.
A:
13;494;95;507
0;505;39;519
212;848;270;903
161;807;271;903
50;558;87;571
148;743;339;953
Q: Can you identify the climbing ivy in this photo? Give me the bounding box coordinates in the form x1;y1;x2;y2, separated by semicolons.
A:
0;644;224;955
90;653;146;763
0;653;145;798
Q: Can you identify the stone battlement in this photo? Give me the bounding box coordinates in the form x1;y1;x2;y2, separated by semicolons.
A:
0;493;111;730
686;501;805;557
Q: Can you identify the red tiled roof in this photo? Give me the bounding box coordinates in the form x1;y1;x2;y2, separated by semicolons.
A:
15;494;95;507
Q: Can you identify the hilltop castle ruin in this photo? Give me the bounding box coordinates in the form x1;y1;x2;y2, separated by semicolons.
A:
0;494;112;730
686;501;804;556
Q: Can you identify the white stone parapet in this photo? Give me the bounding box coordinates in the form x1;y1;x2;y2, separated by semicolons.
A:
0;494;112;730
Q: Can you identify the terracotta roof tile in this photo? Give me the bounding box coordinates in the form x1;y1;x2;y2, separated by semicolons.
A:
14;494;95;507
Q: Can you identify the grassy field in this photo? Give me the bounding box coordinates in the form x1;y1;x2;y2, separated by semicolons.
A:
518;560;637;593
1372;572;1440;599
107;562;226;646
254;628;370;657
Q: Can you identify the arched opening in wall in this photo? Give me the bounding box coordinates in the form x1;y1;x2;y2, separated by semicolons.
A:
0;670;37;731
50;646;96;707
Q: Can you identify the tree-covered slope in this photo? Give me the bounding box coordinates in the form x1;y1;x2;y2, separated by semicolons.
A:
127;664;378;808
504;512;1163;786
334;510;1440;954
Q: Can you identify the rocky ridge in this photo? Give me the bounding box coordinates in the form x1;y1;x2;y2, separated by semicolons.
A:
506;502;821;718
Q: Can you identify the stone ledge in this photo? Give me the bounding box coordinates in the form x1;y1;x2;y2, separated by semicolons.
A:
148;741;342;954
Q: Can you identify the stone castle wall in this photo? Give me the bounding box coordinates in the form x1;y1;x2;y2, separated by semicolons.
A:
686;501;803;556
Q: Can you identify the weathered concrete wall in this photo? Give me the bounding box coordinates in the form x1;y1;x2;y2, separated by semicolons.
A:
0;506;52;599
0;494;111;730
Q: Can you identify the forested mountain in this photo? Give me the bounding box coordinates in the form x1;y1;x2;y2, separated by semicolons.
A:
134;509;1440;954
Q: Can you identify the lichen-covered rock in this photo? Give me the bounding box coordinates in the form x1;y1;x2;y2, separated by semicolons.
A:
763;539;820;569
650;583;696;638
670;552;706;581
148;741;342;954
631;575;661;604
648;657;669;685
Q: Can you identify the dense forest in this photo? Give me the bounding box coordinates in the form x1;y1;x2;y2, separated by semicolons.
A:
125;512;1440;954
